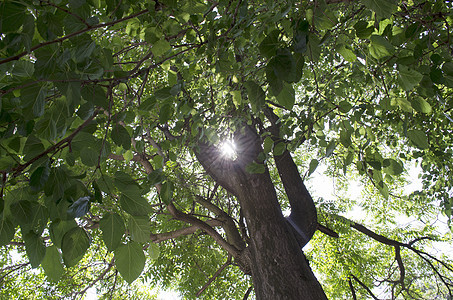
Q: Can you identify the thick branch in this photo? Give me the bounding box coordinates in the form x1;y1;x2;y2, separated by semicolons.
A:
166;202;241;257
149;219;222;243
265;108;318;246
317;223;339;238
196;195;246;250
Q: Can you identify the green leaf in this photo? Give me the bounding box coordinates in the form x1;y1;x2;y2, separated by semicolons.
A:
152;39;171;57
23;135;45;161
23;231;46;268
407;130;429;150
100;213;125;252
354;21;374;39
160;181;174;205
41;245;65;282
259;30;279;58
393;97;412;112
245;162;266;174
12;61;34;77
147;169;164;186
148;243;160;260
273;142;286;156
120;188;153;216
383;159;404;176
308;159;319;177
230;90;242;107
12;200;34;227
111;124;131;150
363;0;397;18
50;219;78;249
336;44;357;62
80;147;99;166
0;217;15;247
244;81;266;113
326;140;336;157
159;103;174;124
114;171;139;191
155;87;173;100
269;49;296;83
81;85;108;108
369;35;394;59
128;216;150;243
411;96;432;114
114;242;146;284
266;63;283;96
21;85;47;118
30;164;50;192
61;227;91;267
0;2;26;33
399;66;423;91
276;83;295;110
263;136;274;154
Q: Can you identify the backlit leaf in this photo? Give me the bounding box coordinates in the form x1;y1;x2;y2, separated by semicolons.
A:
114;242;146;284
100;213;125;252
41;245;64;282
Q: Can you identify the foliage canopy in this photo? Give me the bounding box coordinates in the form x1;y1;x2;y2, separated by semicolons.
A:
1;0;453;299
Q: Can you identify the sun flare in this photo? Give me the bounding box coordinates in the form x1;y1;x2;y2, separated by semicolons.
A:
220;140;237;160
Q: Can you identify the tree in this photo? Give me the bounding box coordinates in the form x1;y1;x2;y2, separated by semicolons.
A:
0;0;452;299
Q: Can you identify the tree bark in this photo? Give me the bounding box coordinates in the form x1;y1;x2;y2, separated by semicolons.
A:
195;125;327;299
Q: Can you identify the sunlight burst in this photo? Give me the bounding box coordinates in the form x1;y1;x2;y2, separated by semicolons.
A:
220;140;237;160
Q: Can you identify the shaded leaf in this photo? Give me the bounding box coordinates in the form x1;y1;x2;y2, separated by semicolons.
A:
308;159;319;177
245;162;266;174
111;124;131;150
100;213;125;252
23;231;46;268
0;217;15;247
276;83;295;110
369;35;394;59
245;81;266;113
160;181;174;205
50;219;78;249
407;130;429;150
363;0;397;18
61;227;91;267
0;2;27;33
120;188;153;216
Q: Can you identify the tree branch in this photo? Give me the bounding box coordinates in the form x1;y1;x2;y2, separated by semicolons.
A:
196;255;232;297
0;10;150;65
7;110;99;177
265;107;318;246
351;274;379;300
149;219;223;243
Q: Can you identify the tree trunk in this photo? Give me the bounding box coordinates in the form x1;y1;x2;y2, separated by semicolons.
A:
195;126;328;299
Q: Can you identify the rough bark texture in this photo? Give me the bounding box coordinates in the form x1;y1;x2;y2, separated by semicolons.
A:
195;125;327;299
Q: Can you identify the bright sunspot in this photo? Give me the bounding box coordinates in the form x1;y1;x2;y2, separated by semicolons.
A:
220;140;237;159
